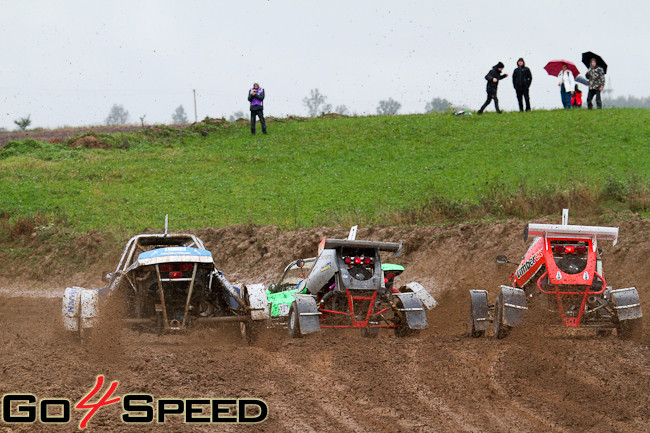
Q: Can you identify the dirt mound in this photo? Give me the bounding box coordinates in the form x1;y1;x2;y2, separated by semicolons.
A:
70;135;110;149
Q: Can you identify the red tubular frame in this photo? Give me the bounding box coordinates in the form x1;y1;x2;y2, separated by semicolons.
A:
319;289;398;329
536;271;607;327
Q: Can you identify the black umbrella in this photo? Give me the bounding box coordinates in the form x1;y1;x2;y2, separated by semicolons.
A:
582;51;607;74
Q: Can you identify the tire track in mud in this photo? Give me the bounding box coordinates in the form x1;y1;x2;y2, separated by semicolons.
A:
253;344;385;433
486;346;571;433
397;341;481;432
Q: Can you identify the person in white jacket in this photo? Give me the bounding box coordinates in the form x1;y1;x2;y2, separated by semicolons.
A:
558;64;575;109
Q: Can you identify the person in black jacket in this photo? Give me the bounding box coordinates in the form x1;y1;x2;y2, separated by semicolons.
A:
512;58;532;111
248;83;267;135
478;62;508;114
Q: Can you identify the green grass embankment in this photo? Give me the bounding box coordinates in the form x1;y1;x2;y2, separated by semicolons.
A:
0;108;648;238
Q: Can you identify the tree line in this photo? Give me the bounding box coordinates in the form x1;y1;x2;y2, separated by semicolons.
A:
6;93;649;131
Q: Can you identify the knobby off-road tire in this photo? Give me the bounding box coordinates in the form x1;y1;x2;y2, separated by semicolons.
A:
78;318;92;345
361;325;380;338
239;321;257;345
287;303;303;338
469;302;485;338
616;318;642;340
393;298;419;338
493;294;510;339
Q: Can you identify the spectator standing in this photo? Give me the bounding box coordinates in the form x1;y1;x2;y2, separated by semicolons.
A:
571;85;583;108
585;58;605;109
478;62;508;114
558;64;575;109
248;83;267;134
512;58;532;111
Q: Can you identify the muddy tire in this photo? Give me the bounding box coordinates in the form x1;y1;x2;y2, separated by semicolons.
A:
394;316;419;338
616;318;642;340
361;325;379;338
79;322;92;345
287;302;302;338
239;321;256;344
469;303;484;338
493;294;510;339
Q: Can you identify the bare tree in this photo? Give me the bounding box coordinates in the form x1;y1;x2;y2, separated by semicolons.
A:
172;105;189;124
334;105;349;115
105;104;129;126
303;88;332;117
14;115;31;131
425;97;452;113
228;111;246;122
376;98;401;115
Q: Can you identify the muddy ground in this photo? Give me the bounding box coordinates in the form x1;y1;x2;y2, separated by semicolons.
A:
0;218;648;432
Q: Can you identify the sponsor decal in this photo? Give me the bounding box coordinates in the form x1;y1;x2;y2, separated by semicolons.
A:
2;375;268;429
515;250;543;279
320;262;332;273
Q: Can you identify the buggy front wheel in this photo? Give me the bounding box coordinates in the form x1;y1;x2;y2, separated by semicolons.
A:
493;294;510;339
287;303;303;338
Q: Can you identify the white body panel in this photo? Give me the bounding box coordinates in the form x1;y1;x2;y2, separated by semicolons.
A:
300;249;338;295
62;286;83;331
405;282;438;310
245;283;270;320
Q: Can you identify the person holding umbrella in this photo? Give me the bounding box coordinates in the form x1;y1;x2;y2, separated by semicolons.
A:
585;58;606;109
478;62;508;114
558;64;575;109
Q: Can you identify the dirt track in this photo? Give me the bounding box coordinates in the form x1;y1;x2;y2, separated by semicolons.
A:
0;219;648;432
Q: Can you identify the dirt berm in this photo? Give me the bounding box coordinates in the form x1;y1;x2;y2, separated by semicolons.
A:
0;218;648;432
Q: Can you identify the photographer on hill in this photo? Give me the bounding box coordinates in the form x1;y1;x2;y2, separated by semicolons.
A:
248;83;267;135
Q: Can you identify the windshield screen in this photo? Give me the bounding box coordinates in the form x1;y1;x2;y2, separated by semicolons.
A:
274;259;316;292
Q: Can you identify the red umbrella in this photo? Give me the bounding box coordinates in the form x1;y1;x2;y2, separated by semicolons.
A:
544;60;580;77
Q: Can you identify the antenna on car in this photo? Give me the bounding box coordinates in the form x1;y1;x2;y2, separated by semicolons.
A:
347;225;358;240
562;208;569;226
164;214;169;236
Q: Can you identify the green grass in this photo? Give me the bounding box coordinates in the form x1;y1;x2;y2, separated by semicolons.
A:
0;109;648;235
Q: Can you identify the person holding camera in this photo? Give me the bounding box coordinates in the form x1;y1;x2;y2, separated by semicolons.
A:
248;83;267;135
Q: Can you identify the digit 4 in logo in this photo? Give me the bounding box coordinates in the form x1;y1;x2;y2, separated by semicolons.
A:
75;375;121;429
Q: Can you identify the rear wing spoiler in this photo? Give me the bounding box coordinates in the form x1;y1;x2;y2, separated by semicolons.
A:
524;223;619;250
319;237;403;257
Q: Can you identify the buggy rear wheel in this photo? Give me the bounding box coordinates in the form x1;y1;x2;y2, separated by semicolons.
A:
616;318;642;340
287;302;303;338
493;294;510;339
78;317;92;345
239;320;256;344
469;302;484;338
361;325;379;338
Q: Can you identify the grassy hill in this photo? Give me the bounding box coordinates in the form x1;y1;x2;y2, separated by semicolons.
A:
1;109;648;237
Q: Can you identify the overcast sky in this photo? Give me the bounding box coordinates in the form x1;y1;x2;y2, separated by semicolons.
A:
1;0;647;130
